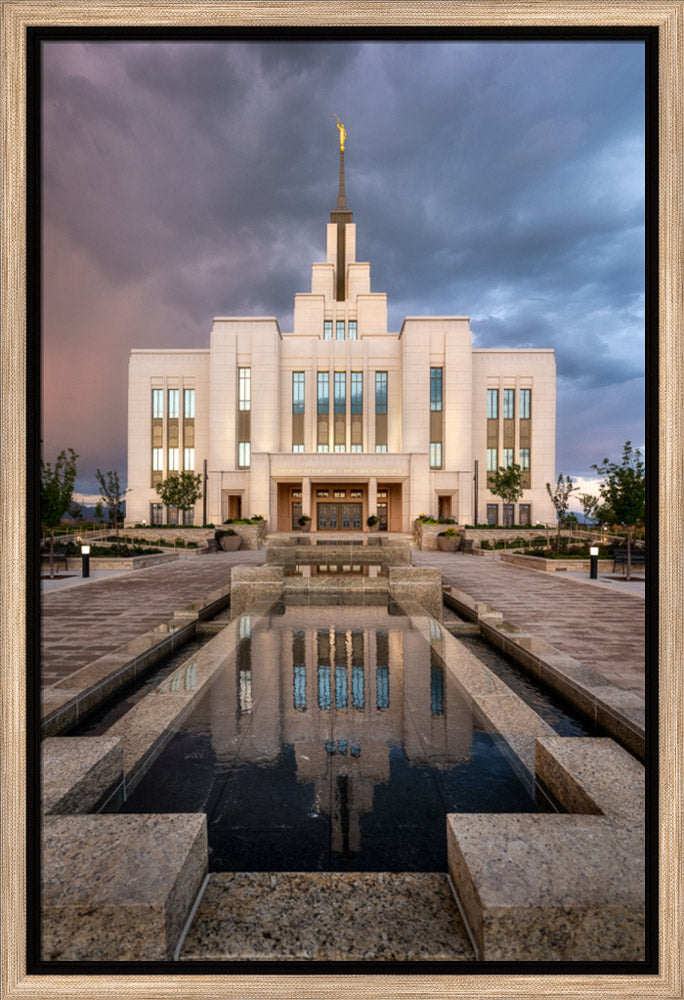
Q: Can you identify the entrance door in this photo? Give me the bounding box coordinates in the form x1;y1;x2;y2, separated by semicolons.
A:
318;503;362;530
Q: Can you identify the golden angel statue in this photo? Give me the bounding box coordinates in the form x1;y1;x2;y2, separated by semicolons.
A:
334;114;346;151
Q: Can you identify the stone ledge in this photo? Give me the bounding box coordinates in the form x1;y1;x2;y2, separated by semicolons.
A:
447;812;644;962
42;813;208;961
42;736;124;815
180;871;474;961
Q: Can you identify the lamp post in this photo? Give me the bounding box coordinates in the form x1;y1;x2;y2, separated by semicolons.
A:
589;545;599;580
81;544;90;578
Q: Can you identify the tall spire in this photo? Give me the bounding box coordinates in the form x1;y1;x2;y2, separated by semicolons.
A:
331;116;352;301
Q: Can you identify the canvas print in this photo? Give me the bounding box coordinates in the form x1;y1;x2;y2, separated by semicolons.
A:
38;37;648;965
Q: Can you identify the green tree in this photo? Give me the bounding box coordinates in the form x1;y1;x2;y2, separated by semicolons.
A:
578;492;600;525
155;471;203;525
41;448;78;578
591;441;645;580
96;469;125;552
546;474;578;552
489;463;524;525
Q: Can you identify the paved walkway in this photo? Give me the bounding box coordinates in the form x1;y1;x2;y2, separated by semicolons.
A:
41;551;264;686
41;546;645;700
413;551;645;698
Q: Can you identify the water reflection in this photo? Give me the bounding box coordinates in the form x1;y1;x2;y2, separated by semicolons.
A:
122;606;537;871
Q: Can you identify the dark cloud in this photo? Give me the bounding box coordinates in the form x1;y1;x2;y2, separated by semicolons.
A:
41;38;645;490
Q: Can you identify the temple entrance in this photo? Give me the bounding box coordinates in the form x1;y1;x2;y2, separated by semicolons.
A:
317;502;363;530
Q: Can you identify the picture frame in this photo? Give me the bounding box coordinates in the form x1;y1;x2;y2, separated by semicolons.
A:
2;2;681;998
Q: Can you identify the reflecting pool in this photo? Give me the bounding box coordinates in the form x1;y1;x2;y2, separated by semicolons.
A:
120;606;538;871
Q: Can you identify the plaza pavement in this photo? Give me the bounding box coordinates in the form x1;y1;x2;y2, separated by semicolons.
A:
413;550;645;698
41;544;645;699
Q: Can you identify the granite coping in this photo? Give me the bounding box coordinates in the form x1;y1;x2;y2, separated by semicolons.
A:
42;736;123;815
447;812;644;962
444;586;645;761
42;813;207;961
180;872;474;961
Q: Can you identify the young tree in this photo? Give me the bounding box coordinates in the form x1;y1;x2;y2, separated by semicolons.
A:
489;463;524;526
41;448;78;578
155;471;203;525
578;492;600;525
96;469;125;552
546;474;578;552
591;441;645;580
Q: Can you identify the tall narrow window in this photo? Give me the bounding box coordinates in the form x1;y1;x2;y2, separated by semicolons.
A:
292;371;304;452
503;448;514;468
317;371;329;452
183;448;195;471
503;388;515;419
376;629;389;710
152;389;164;419
183;388;195;418
152;448;163;472
324;320;333;340
520;448;530;472
519;388;531;419
336;320;345;340
486;448;498;472
348;320;358;340
238;368;251;411
375;371;388;453
168;389;179;419
430;368;443;411
151;388;164;487
293;630;306;711
487;389;498;419
237;367;251;468
430;367;443;467
168;447;179;471
350;370;363;453
334;371;346;452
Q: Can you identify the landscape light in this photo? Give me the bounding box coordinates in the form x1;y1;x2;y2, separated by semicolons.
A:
589;545;599;580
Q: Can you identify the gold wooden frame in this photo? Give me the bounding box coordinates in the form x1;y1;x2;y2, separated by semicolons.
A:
2;3;682;997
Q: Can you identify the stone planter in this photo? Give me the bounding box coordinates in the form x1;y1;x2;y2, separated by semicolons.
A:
299;519;312;533
367;521;379;532
437;535;459;552
218;534;241;551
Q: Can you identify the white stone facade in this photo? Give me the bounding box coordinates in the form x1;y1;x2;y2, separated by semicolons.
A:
127;175;556;531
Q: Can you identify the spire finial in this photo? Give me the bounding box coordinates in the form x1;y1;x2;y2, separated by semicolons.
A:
334;113;346;151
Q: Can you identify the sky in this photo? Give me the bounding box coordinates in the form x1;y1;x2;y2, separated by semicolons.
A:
40;38;646;509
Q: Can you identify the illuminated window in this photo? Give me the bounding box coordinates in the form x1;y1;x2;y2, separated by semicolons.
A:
429;442;442;468
487;448;498;471
317;444;329;453
238;442;250;467
168;447;179;471
183;448;195;471
348;320;358;340
487;389;498;419
152;448;163;471
336;320;345;340
375;444;388;453
324;320;333;340
238;368;251;411
292;444;304;453
152;389;163;418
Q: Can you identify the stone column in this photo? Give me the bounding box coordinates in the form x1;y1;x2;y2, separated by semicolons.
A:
301;477;311;518
368;477;377;525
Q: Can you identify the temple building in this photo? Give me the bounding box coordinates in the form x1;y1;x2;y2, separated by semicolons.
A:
126;126;556;531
